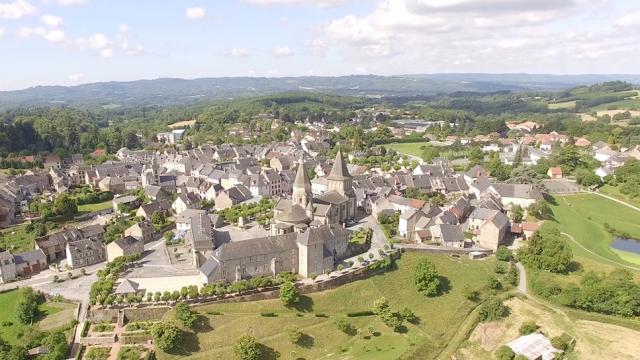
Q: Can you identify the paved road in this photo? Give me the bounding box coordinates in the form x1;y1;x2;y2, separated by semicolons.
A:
515;262;527;294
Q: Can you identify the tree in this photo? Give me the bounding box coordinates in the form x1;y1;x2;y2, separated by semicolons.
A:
487;276;502;290
519;321;539;335
462;284;479;301
413;258;441;297
399;307;417;323
334;318;354;334
478;297;508;322
511;205;524;223
518;226;573;273
279;281;300;306
527;200;552;220
372;297;391;315
151;321;182;352
233;335;261;360
53;193;77;217
151;211;166;226
164;230;174;242
16;287;41;324
174;303;198;329
495;345;515;360
495;245;512;262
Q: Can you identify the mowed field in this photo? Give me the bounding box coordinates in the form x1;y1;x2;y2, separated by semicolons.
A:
549;194;640;268
0;290;76;344
157;253;498;360
386;142;432;157
78;199;113;214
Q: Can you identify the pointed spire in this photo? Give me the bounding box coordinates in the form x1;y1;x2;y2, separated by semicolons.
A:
327;147;350;180
293;156;311;190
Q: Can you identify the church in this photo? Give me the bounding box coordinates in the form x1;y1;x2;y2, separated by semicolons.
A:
271;148;357;235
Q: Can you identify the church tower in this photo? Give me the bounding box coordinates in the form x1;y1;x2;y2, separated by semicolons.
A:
327;147;352;196
292;157;312;208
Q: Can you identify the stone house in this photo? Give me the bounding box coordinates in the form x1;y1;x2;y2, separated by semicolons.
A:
65;238;106;268
172;192;200;215
214;184;252;210
106;236;144;262
124;221;153;243
135;201;171;220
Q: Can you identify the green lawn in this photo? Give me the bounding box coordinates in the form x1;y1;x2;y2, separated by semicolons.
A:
591;96;640;111
0;290;75;344
599;185;640;209
157;253;499;360
548;100;577;110
0;223;36;253
78;199;113;214
386;142;432;157
549;194;640;268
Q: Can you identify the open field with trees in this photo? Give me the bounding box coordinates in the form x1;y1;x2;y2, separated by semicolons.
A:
156;252;501;360
0;289;76;345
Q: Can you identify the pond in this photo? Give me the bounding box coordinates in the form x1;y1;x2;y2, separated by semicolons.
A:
610;237;640;255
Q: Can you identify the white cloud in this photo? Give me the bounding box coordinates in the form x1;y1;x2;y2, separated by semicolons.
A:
0;0;37;19
231;48;250;57
44;29;64;43
616;10;640;27
100;48;113;58
68;72;84;81
0;27;5;38
56;0;87;5
273;46;293;57
41;14;62;27
88;33;110;49
243;0;349;6
186;7;205;19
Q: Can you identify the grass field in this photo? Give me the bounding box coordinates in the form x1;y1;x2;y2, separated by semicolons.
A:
548;100;577;110
599;185;640;209
386;142;432;157
590;91;640;111
0;223;36;253
78;199;113;214
0;290;76;344
549;194;640;268
157;253;498;360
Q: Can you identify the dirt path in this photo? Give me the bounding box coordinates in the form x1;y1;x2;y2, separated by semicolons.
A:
515;262;527;294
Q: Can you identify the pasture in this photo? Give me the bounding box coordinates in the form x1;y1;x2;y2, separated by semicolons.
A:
157;252;498;360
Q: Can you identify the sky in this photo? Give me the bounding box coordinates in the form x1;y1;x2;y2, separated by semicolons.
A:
1;0;640;90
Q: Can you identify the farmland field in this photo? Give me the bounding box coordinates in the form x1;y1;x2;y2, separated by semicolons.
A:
157;252;499;360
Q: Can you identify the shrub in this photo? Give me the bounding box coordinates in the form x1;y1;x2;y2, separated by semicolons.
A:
487;276;502;290
494;262;507;274
462;284;479;301
117;346;142;360
399;307;417;323
233;335;262;360
174;303;198;328
519;321;539;335
279;281;300;306
334;318;354;335
85;347;111;360
478;297;508;322
286;326;303;344
260;312;277;317
495;345;515;360
551;333;574;351
150;321;182;352
372;297;391;315
346;311;374;317
505;266;519;287
413;258;441;297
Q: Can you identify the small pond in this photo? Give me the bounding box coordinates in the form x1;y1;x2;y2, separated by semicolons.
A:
610;237;640;255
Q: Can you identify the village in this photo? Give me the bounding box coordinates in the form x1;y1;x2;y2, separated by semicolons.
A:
0;114;639;360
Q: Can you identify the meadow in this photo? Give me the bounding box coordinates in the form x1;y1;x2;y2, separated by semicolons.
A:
157;252;498;360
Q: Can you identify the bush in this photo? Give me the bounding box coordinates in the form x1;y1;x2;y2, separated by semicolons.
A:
233;335;262;360
487;276;502;290
346;311;374;317
495;345;515;360
478;297;509;322
495;246;512;262
150;321;182;352
399;307;417;323
462;284;480;301
494;262;507;274
174;303;198;328
286;326;303;345
279;281;300;307
413;258;441;297
505;266;519;287
334;318;354;335
117;346;142;360
551;333;574;351
260;312;277;317
519;321;539;335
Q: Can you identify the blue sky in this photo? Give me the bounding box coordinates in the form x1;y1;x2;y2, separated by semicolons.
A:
1;0;639;90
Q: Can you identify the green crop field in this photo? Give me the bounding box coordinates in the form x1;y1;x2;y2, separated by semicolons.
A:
386;142;432;157
157;252;498;360
548;100;577;110
549;194;640;268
